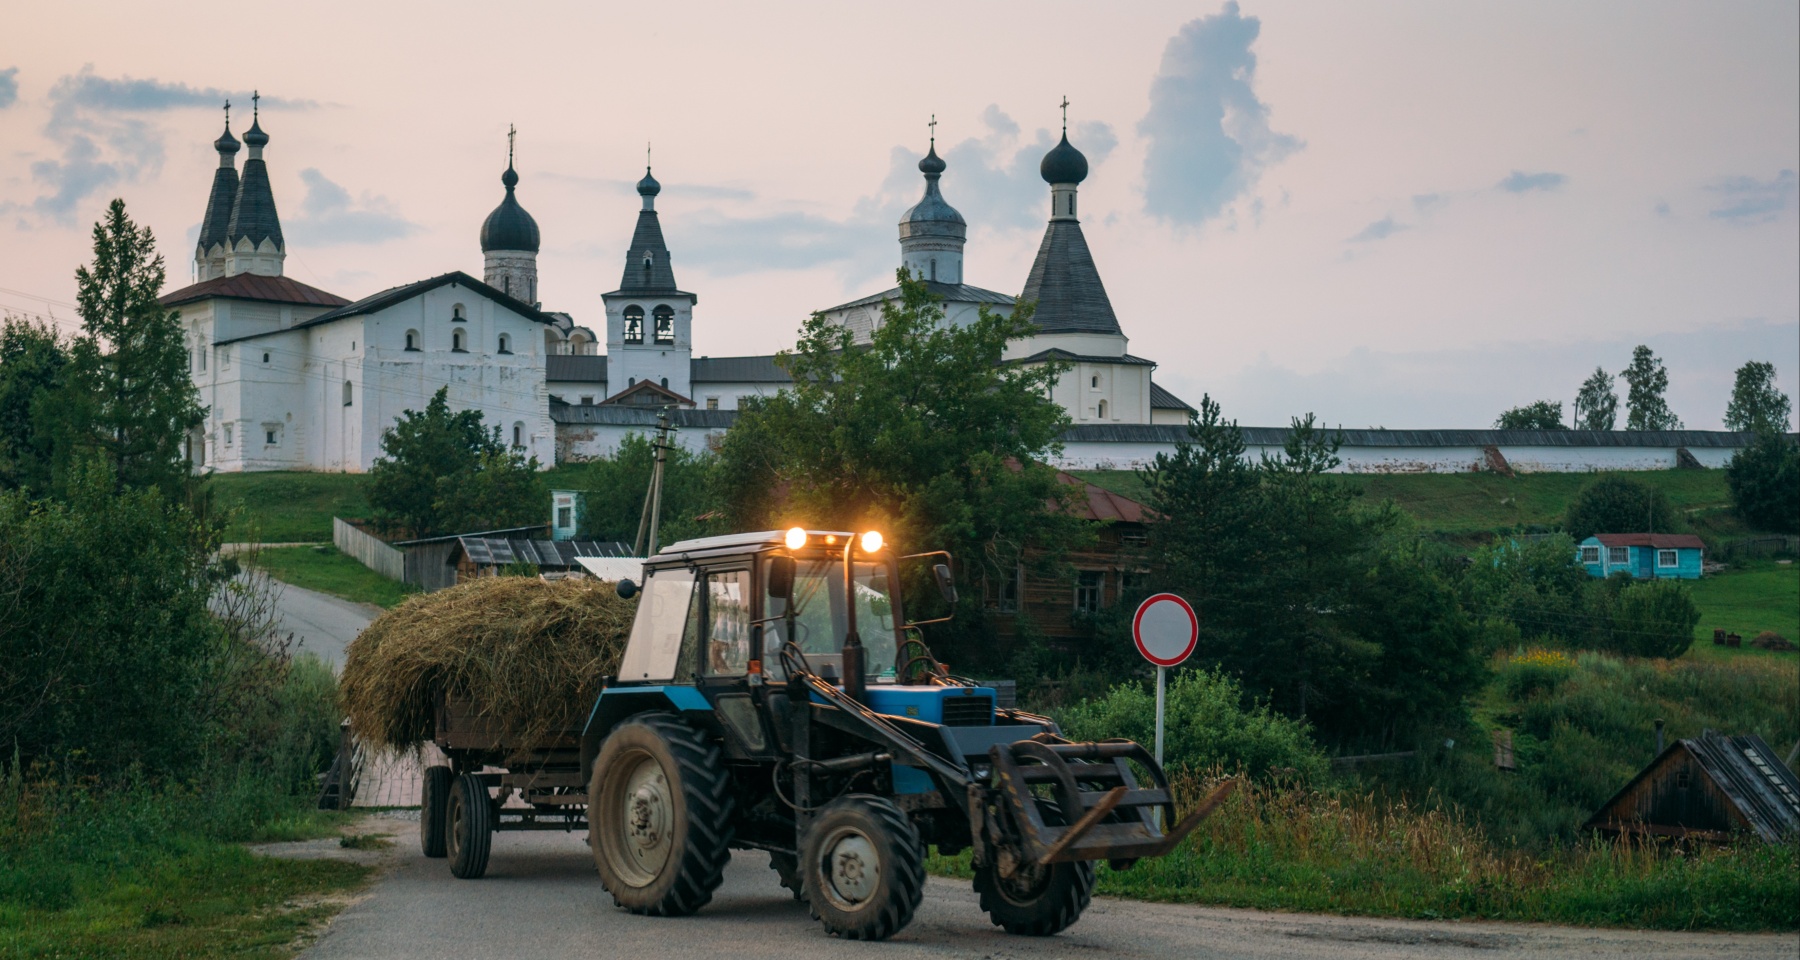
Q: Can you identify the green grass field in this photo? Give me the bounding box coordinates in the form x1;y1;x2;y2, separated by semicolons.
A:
1688;560;1800;654
208;472;371;543
246;545;416;609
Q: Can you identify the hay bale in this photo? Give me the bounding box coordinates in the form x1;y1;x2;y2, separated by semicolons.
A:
340;577;637;751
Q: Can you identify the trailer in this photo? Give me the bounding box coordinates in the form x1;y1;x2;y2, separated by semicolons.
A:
418;690;589;878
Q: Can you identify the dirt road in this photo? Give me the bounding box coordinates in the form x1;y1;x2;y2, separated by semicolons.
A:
266;576;377;669
291;817;1794;960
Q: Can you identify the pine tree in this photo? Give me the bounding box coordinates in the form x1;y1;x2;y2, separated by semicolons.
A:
1723;360;1792;433
1621;345;1681;431
1572;367;1618;430
58;199;205;496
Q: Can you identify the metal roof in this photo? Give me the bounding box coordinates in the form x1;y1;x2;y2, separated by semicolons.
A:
1585;732;1800;843
549;404;739;429
226;155;283;248
609;209;685;296
1149;381;1194;411
821;280;1015;314
1057;424;1772;448
1592;533;1707;549
691;354;793;383
213;272;556;347
546;354;608;383
1018;219;1122;336
451;537;632;569
1014;348;1156;367
161;273;349;310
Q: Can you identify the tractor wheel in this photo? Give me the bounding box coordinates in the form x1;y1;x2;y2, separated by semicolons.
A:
446;773;493;879
973;856;1095;936
420;765;452;858
588;713;734;916
769;852;805;901
801;795;924;941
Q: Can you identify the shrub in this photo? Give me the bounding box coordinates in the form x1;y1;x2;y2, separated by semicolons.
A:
1563;475;1679;541
1056;669;1328;781
1602;579;1700;658
1463;534;1589;643
1724;431;1799;534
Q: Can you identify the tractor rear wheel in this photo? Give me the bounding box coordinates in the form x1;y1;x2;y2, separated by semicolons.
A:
588;713;734;916
801;795;924;941
420;765;452;858
446;773;492;879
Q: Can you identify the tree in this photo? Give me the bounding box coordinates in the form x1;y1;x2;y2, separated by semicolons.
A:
574;432;719;546
1601;579;1699;659
1495;400;1566;430
1563;474;1678;541
1724;431;1799;533
365;386;544;537
56;199;205;496
715;270;1085;669
0;316;68;494
1572;367;1618;430
1724;360;1792;433
1621;345;1681;430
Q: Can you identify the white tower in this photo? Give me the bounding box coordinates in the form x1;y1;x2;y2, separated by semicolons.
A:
601;164;695;401
897;117;966;285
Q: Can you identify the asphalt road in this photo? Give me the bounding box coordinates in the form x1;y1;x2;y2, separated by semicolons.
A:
267;577;378;669
293;818;1795;960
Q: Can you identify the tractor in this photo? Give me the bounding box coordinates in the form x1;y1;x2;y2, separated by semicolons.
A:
579;528;1232;940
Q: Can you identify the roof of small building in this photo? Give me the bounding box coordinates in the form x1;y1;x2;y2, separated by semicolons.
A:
1590;533;1707;550
1149;381;1194;411
602;379;694;408
449;537;632;569
161;273;349;310
821;280;1015;315
546;354;607;383
1585;732;1800;843
1057;470;1146;523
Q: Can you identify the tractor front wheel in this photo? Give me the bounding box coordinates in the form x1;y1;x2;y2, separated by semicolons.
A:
588;713;734;916
973;855;1095;936
801;795;924;941
446;773;492;879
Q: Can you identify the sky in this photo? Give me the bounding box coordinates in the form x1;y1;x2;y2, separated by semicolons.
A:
1;0;1795;430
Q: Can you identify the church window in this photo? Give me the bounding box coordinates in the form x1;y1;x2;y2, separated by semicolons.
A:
512;422;525;449
453;330;467;352
580;396;594;406
929;258;937;281
503;276;511;296
343;381;353;407
1097;400;1109;419
653;305;675;344
452;304;467;322
221;348;230;370
199;348;207;372
224;424;233;447
1091;374;1100;389
624;305;645;344
628;377;636;387
405;330;420;351
262;352;270;364
265;428;278;445
498;333;512;354
706;397;719;410
660;377;668;389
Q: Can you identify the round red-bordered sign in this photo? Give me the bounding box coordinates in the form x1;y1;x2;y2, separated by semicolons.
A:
1133;593;1198;667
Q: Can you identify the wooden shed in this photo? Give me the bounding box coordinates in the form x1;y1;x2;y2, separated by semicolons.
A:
1584;732;1800;842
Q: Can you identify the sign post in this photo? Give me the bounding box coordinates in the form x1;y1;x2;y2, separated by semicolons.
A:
1132;593;1199;768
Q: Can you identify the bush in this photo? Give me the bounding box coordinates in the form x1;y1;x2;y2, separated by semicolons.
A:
1463;534;1589;643
1563;475;1680;541
1725;431;1799;534
1602;578;1700;658
1055;669;1328;781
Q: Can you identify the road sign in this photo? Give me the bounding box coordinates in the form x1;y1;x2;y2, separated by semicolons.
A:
1133;593;1198;668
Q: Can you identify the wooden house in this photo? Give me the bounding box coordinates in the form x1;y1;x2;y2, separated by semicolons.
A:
1584;732;1800;842
984;472;1149;645
1577;533;1705;580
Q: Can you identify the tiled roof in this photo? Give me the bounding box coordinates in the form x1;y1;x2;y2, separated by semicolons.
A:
160;273;349;309
821;281;1014;314
1018;219;1122;336
1149;381;1193;411
1592;533;1706;549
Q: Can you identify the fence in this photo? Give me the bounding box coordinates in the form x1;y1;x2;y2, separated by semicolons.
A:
333;517;407;582
1717;536;1800;561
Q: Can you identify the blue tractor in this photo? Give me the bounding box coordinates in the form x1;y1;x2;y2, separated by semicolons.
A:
580;528;1231;940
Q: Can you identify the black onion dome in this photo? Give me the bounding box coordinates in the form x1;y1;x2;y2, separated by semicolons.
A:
1040;132;1088;184
918;143;946;175
214;122;240;155
480;164;541;252
242;116;269;149
637;167;661;197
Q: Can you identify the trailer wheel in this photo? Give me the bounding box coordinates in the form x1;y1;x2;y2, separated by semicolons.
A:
769;852;805;901
447;773;492;879
588;713;734;916
420;765;452;858
974;800;1095;935
802;795;924;941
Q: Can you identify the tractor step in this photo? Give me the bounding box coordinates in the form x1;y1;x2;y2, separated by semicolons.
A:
988;737;1237;865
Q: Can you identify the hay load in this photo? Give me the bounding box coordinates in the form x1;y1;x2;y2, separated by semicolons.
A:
340;577;638;751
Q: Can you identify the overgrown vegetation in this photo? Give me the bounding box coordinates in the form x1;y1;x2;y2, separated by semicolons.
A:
1562;474;1681;541
247;545;419;609
1463;535;1701;658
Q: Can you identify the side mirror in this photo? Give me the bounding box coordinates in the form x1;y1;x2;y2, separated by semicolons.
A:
615;579;638;600
766;556;796;602
933;563;957;605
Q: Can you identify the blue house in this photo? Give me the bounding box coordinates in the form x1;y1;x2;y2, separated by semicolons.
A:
1577;533;1705;580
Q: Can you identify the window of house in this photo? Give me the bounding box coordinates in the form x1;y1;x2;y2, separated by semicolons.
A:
224;424;233;447
557;505;573;529
985;565;1020;613
1579;546;1600;563
405;330;420;351
1097;399;1109;419
653;305;675;344
265;428;278;445
342;381;353;407
1074;570;1105;613
580;395;594;406
706;397;719;410
512;422;524;448
1607;546;1628;565
623;305;644;344
498;333;512;354
452;304;466;321
452;330;467;352
1657;549;1678;568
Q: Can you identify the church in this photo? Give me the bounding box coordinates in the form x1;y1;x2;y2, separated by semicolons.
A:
162;98;1186;472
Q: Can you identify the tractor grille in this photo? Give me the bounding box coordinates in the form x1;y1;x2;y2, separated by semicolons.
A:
942;695;992;726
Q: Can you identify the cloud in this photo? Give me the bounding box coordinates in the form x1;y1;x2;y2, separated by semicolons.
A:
1348;216;1407;243
1705;170;1796;224
285;168;415;244
1497;170;1567;193
675;105;1114;281
0;68;18;109
1138;2;1301;227
1411;193;1446;214
4;66;317;224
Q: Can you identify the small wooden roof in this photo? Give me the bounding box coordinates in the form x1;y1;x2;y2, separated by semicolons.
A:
1584;732;1800;843
1591;533;1706;550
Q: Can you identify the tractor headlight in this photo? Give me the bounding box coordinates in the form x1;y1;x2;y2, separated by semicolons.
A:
860;530;884;553
784;527;808;550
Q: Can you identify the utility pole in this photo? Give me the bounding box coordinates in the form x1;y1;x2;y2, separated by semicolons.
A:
632;410;675;556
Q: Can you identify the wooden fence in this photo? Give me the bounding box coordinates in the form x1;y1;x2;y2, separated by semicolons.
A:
333;517;406;582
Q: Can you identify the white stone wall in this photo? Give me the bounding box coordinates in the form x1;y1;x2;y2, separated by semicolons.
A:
1052;440;1743;473
556;421;721;462
483;250;538;305
689;380;786;410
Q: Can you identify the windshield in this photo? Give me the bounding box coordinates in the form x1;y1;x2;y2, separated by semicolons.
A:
764;556;898;681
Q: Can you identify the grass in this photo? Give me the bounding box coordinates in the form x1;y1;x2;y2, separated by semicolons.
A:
208;472;370;543
0;775;370;959
933;776;1799;931
1687;560;1800;652
247;545;417;609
